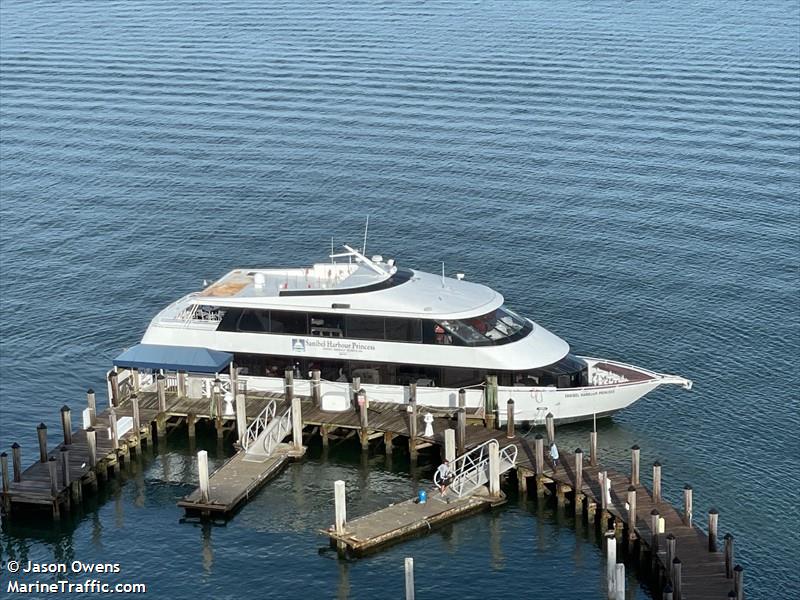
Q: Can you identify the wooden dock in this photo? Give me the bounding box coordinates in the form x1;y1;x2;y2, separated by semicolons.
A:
0;371;745;599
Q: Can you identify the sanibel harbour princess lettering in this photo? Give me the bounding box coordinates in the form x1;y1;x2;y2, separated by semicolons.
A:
301;338;376;355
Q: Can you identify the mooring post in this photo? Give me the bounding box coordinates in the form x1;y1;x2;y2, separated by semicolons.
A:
671;557;682;600
177;370;186;398
292;396;303;452
534;434;545;497
109;371;120;407
358;390;369;450
665;533;676;584
627;486;637;542
733;564;743;600
590;430;598;466
235;391;247;446
334;479;346;534
1;452;9;501
311;369;321;407
458;387;466;409
109;406;119;450
630;445;640;486
131;394;141;450
545;412;555;445
455;407;466;456
724;533;734;578
409;383;418;456
212;377;223;439
11;443;21;482
404;557;415;600
574;448;584;514
84;428;96;469
86;388;96;425
683;484;693;526
506;399;515;438
157;374;166;412
197;450;209;503
444;428;456;462
605;532;616;597
285;369;295;401
187;412;196;439
47;456;58;496
60;446;70;487
37;423;48;463
662;584;674;600
708;508;719;552
488;440;500;498
614;562;625;600
600;471;608;510
650;509;660;567
652;461;662;503
60;405;72;446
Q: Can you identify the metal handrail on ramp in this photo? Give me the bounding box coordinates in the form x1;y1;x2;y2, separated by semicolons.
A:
434;439;518;498
242;399;276;451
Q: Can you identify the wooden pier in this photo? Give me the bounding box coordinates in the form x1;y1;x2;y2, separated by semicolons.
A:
0;369;745;599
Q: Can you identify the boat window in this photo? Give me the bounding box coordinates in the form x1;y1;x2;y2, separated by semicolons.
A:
435;305;531;346
309;313;343;338
385;318;422;343
345;315;386;340
237;309;270;333
270;310;308;335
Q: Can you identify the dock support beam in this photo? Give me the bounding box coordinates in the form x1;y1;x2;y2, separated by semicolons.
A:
444;428;456;462
404;557;415;600
60;406;72;446
292;397;303;452
198;450;210;503
37;423;48;463
334;480;346;535
653;461;662;503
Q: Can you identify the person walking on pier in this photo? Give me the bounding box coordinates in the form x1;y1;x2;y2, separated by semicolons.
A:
549;442;560;471
436;459;452;497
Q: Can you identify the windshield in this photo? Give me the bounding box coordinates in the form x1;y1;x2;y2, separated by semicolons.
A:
439;306;529;346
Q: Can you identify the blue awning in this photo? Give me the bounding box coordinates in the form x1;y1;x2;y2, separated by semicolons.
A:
113;344;233;374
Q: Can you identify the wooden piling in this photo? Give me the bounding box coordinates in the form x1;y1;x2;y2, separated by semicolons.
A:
733;564;743;600
358;390;369;450
131;394;141;450
409;385;418;456
534;434;545;496
455;407;466;456
47;456;58;496
311;369;321;406
488;440;500;497
384;431;393;454
708;508;719;552
404;557;415;600
663;584;674;600
630;445;640;486
11;442;21;482
545;412;555;444
109;371;120;407
574;448;584;514
590;431;598;466
605;533;616;596
292;396;303;452
600;471;608;510
506;399;515;438
444;428;456;462
197;450;210;503
86;427;97;467
665;533;676;584
213;378;223;438
671;557;682;600
627;486;637;542
109;406;119;450
176;370;186;397
187;412;196;439
60;405;72;446
37;423;48;463
683;484;693;526
285;369;295;401
156;374;166;412
614;562;625;600
650;509;659;566
334;480;346;534
235;392;246;445
653;461;662;503
1;452;9;506
58;447;70;488
86;388;97;426
724;533;734;578
458;387;466;408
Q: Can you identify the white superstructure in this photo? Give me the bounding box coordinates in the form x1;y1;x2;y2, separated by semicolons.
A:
137;245;692;423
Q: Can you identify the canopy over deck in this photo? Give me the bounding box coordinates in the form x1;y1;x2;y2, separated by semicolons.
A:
113;344;233;374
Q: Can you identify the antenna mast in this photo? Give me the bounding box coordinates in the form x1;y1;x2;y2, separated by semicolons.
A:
441;261;446;288
362;215;370;256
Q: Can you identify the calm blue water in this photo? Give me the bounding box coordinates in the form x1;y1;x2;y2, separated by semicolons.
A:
1;1;798;598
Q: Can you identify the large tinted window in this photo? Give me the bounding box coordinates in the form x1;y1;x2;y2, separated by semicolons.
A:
385;318;422;342
238;309;270;332
270;310;308;334
345;316;385;340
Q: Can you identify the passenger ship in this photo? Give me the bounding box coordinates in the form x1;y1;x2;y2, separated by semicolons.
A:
130;245;692;423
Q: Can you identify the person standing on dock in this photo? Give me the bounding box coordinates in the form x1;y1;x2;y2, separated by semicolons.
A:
549;442;560;470
435;460;452;497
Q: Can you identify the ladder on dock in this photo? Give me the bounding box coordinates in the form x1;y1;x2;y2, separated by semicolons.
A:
435;439;518;499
